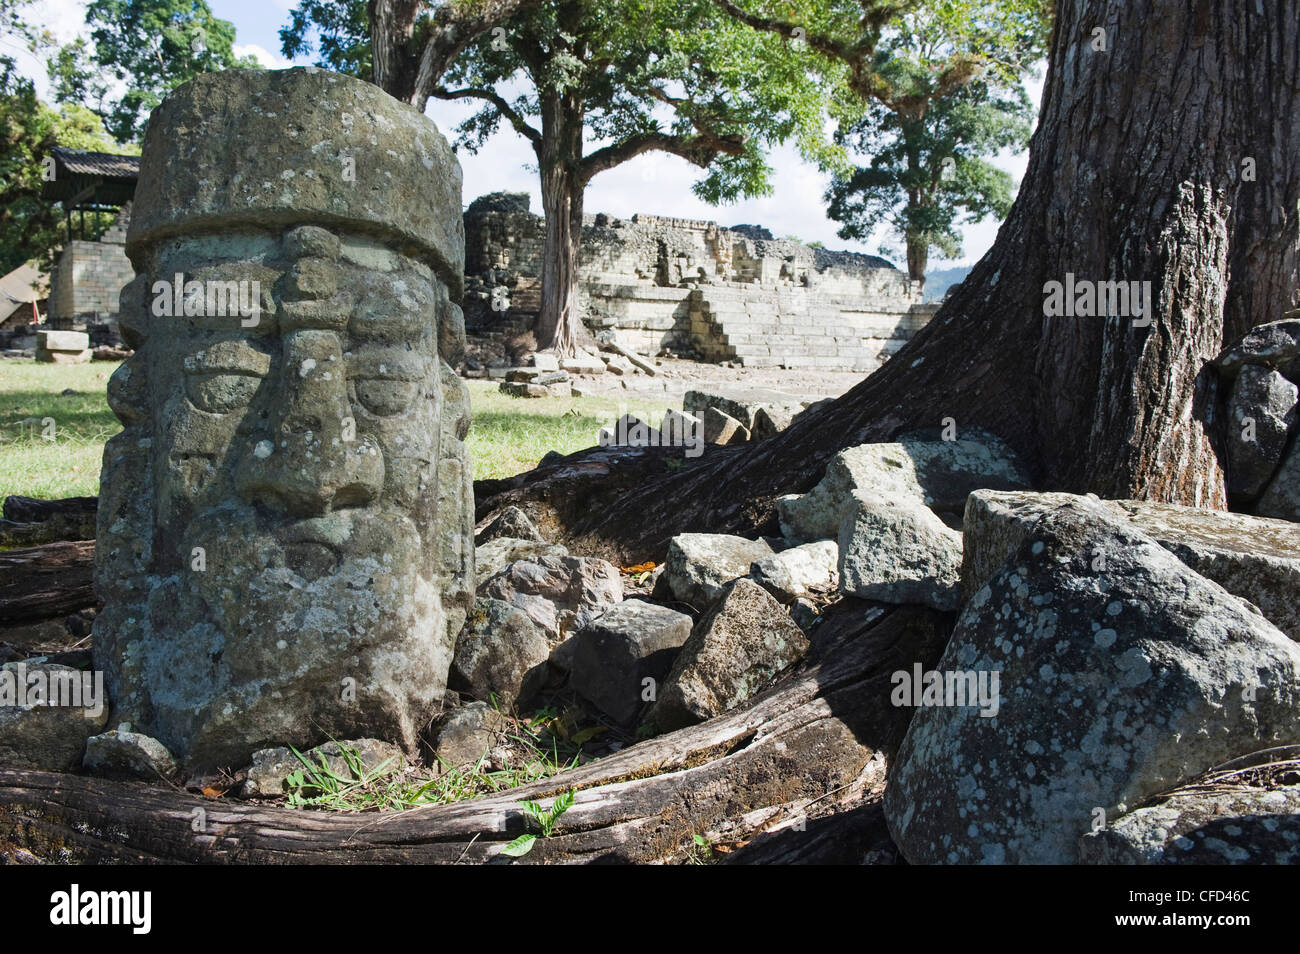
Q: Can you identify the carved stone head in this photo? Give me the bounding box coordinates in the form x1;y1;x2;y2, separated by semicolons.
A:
94;68;473;773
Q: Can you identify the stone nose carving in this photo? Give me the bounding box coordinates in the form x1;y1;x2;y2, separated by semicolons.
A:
239;329;384;516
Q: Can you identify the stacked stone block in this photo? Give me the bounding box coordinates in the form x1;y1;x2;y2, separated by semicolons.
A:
48;209;136;326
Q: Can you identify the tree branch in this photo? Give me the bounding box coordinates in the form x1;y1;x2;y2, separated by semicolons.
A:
708;0;854;62
581;128;746;183
407;0;543;111
431;84;542;146
710;0;922;104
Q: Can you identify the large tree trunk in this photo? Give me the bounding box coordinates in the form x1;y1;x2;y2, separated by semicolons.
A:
534;92;586;357
481;0;1300;565
0;605;948;864
369;0;543;110
905;230;928;285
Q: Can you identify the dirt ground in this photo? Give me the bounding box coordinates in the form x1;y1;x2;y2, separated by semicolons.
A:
463;331;872;407
517;355;872;408
596;357;869;405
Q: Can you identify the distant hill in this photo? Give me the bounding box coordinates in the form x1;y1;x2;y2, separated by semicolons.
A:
922;265;973;303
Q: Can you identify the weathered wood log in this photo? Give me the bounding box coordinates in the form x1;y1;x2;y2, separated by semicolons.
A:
0;540;96;624
2;496;98;523
0;603;949;864
0;496;98;548
718;798;899;865
0;520;90;549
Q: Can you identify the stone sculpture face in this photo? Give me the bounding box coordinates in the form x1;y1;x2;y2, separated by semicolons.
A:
154;226;442;587
93;68;473;772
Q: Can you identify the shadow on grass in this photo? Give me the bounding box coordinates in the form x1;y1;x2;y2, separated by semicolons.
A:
0;388;120;440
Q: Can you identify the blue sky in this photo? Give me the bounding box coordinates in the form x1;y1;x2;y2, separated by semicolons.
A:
20;0;1042;269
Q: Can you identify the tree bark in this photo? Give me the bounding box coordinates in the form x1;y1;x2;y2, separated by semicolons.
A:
0;541;95;624
0;495;98;547
0;605;949;864
534;90;586;357
480;0;1300;565
905;231;928;285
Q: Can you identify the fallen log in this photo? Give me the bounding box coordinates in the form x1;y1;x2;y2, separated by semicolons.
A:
0;540;96;624
3;496;99;523
0;496;98;548
0;603;950;864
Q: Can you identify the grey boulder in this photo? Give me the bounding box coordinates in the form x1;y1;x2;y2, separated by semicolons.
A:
432;702;510;770
475;506;544;546
480;555;622;641
650;579;809;731
0;662;108;771
962;490;1300;641
752;405;797;441
750;539;839;603
701;406;749;445
83;729;179;780
837;493;963;611
885;497;1300;865
1079;783;1300;864
1258;437;1300;524
1226;365;1297;497
659;533;775;610
450;598;550;711
475;537;569;587
1215;317;1300;375
569;599;694;726
779;433;1030;543
684;387;802;431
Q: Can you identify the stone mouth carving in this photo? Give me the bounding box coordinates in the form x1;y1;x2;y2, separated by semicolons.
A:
281;541;341;580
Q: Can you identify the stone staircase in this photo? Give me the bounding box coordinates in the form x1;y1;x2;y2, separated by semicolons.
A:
688;285;937;372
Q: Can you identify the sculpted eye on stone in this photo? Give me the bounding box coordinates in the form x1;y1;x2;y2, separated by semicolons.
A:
92;67;474;774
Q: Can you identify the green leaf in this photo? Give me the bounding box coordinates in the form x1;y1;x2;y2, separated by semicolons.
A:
551;789;576;818
501;834;537;857
570;726;606;745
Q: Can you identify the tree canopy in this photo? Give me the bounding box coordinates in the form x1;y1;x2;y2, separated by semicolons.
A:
717;0;1049;281
0;80;128;274
56;0;261;143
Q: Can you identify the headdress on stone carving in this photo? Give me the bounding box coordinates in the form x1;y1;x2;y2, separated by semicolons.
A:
127;67;465;300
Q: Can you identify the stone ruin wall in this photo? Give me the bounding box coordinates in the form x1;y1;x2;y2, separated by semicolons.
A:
463;194;939;371
48;207;135;332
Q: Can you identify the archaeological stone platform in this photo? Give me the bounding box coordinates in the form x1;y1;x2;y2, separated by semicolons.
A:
463;193;939;371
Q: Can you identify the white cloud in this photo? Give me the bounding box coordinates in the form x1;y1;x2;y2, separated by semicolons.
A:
233;43;292;69
28;0;88;41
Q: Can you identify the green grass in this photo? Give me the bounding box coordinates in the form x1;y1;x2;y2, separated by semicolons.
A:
281;711;583;813
0;357;674;499
464;379;672;480
0;359;121;500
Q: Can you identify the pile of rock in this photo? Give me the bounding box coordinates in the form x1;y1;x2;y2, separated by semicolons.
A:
886;491;1300;864
683;388;819;444
455;429;1300;864
483;339;661;397
1216;313;1300;519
